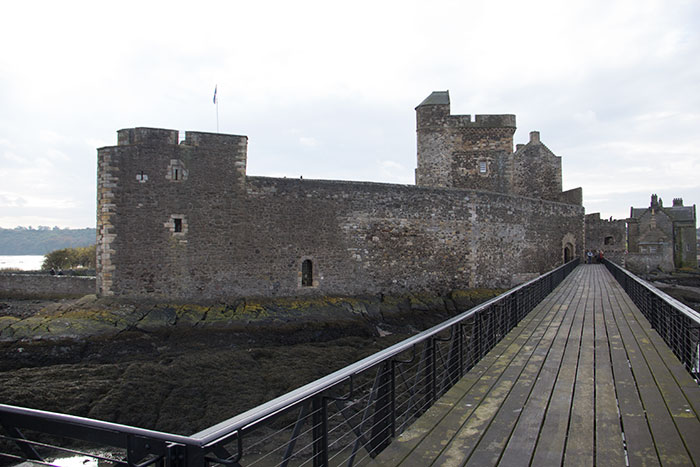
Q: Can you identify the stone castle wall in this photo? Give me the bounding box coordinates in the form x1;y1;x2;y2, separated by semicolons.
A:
97;92;585;301
0;274;96;299
98;152;583;300
585;213;627;265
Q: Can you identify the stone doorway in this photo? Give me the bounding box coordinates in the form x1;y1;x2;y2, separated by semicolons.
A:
564;243;574;263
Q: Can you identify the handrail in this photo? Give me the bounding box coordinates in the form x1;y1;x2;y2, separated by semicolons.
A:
0;404;196;446
1;258;580;466
603;259;700;378
603;260;700;324
192;258;578;445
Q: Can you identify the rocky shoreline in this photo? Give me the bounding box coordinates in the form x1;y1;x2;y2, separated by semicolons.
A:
0;289;501;436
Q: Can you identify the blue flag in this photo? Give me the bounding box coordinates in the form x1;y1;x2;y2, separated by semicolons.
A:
213;85;217;104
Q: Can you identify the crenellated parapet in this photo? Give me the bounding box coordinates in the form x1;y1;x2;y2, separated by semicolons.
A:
415;91;515;130
117;127;179;146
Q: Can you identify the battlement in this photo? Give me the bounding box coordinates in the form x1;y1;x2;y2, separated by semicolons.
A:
117;127;178;146
182;131;247;147
449;114;517;128
116;128;247;148
416;91;515;129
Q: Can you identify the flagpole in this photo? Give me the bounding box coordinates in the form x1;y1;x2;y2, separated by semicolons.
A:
213;85;219;133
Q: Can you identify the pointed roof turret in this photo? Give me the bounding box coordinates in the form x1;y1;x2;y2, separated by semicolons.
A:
416;90;450;108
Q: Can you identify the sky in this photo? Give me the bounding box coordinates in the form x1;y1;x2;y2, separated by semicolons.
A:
1;0;699;229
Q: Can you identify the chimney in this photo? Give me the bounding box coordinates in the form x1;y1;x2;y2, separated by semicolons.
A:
673;197;683;206
529;131;540;144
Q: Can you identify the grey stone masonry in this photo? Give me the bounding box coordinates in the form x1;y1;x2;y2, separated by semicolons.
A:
415;91;574;207
96;92;585;301
627;194;697;273
585;213;626;264
0;274;96;298
415;91;516;192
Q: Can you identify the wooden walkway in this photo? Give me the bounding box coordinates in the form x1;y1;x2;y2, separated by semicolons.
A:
373;265;700;466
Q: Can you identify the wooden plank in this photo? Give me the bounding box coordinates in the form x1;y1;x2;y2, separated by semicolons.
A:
476;267;585;467
401;282;567;466
563;267;596;467
603;269;694;465
373;265;700;466
419;271;582;467
464;299;567;466
592;267;627;466
605;271;700;463
617;283;700;422
530;267;588;467
373;272;573;466
598;268;660;466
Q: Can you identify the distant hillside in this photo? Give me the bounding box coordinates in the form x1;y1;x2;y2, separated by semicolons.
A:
0;227;96;255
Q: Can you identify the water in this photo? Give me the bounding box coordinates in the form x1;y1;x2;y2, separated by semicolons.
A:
0;255;45;271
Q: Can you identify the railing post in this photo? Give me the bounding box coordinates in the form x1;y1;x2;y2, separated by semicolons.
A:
429;338;437;404
457;324;465;378
312;396;328;467
369;362;393;456
165;443;187;467
390;360;397;438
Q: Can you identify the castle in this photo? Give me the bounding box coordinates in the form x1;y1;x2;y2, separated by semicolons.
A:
96;91;585;301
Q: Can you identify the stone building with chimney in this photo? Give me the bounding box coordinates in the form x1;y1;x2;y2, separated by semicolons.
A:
626;194;697;273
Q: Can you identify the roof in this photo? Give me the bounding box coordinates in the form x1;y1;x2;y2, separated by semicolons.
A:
417;91;450;107
629;205;695;222
665;206;695;222
630;208;647;219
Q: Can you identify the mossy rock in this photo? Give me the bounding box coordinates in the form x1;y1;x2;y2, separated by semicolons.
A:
4;316;51;340
44;318;117;339
175;304;209;326
135;305;178;331
0;315;20;333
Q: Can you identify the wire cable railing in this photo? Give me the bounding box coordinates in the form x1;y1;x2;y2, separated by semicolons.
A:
602;259;700;380
1;259;579;467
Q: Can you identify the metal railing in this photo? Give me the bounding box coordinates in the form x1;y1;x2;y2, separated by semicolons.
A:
1;259;579;467
603;259;700;379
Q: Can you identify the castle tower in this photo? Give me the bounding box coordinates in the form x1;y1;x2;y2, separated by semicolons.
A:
415;91;516;193
96;128;248;297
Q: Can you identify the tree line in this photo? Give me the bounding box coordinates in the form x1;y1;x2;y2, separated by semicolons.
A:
0;227;96;255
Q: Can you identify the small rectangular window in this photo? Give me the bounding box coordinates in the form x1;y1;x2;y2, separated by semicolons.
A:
174;168;179;180
479;161;487;174
174;218;182;233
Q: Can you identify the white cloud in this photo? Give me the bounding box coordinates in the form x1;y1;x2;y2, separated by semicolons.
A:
299;137;319;148
1;151;24;164
0;194;26;207
0;0;698;227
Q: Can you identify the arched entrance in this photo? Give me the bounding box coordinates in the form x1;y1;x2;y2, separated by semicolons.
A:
561;233;577;264
564;243;574;263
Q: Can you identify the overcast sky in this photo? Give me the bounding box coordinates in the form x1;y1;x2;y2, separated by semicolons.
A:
1;0;698;229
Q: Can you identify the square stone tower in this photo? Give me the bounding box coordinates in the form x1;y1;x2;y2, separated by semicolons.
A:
415;91;516;193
